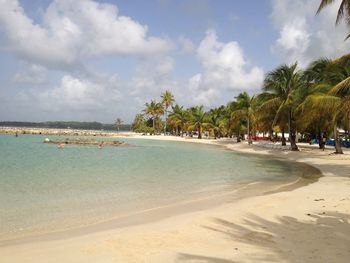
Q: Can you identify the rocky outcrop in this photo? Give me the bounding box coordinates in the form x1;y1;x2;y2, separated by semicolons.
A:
43;138;126;146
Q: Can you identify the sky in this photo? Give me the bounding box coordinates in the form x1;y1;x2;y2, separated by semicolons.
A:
0;0;349;123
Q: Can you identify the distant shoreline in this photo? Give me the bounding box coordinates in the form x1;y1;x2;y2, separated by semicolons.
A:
0;126;134;137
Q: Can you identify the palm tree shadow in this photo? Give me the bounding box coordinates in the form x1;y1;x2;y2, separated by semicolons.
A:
177;253;238;263
244;146;350;178
200;212;350;262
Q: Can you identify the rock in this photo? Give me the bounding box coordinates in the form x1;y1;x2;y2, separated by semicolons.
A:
44;138;126;147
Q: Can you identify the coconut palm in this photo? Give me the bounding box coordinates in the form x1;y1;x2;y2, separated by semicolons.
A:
208;107;226;139
299;93;343;153
320;55;350;152
298;56;350;153
261;63;304;150
226;100;243;141
161;90;175;135
329;73;350;152
131;113;146;132
168;104;187;136
255;93;277;139
144;100;164;133
115;118;123;133
299;58;337;147
317;0;350;39
303;58;333;83
188;106;209;139
231;92;256;144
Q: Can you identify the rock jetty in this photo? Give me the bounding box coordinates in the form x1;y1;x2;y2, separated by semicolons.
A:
43;138;126;147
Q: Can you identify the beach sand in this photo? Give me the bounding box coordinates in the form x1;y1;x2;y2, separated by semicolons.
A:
1;135;349;263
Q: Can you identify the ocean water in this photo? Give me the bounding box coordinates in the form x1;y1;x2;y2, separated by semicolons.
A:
0;134;313;241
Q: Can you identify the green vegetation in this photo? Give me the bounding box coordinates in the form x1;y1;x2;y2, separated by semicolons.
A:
161;90;175;135
131;54;350;154
0;121;131;131
115;118;123;133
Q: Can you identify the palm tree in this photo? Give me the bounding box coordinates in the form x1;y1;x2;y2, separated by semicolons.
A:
298;93;343;153
168;104;187;136
208;107;225;139
329;75;350;154
115;118;123;133
231;92;255;144
300;58;337;148
188;106;209;139
131;113;145;132
144;100;164;133
161;90;175;135
317;0;350;39
298;56;350;153
261;63;304;150
226;100;243;141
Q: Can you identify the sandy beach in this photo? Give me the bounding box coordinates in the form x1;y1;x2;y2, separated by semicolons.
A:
1;135;349;263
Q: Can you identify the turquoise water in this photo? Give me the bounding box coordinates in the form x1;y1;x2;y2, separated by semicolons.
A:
0;134;307;241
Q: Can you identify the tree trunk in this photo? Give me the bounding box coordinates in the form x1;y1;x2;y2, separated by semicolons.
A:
281;130;286;146
288;109;299;151
164;108;167;135
348;112;350;140
334;124;343;154
290;130;299;151
198;126;202;139
270;130;274;141
247;117;252;145
152;118;155;134
318;129;322;149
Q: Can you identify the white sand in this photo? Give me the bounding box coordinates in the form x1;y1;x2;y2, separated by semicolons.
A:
1;136;349;263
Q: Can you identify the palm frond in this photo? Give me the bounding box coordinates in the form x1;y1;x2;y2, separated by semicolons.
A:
333;52;350;65
336;0;346;24
330;75;350;95
316;0;337;14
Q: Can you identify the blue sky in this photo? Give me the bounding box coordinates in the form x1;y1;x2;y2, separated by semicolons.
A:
0;0;349;123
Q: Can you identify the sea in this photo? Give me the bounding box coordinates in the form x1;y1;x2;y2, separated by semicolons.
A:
0;134;318;242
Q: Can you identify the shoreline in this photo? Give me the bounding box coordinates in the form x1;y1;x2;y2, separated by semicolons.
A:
1;134;349;262
0;126;135;137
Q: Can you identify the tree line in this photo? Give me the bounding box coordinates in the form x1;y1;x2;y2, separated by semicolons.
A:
0;121;131;131
131;55;350;154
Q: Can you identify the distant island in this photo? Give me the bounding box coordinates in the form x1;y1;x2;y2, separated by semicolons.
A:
0;121;131;131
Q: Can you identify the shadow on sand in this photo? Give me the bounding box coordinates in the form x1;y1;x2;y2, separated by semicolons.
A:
177;253;239;263
177;212;350;262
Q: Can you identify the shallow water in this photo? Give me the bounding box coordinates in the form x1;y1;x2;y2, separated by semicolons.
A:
0;135;314;241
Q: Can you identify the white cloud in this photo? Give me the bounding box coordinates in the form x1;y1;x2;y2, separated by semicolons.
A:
186;30;264;106
271;0;350;67
37;74;122;112
130;56;176;98
0;0;172;69
276;19;310;52
13;64;47;85
187;73;219;106
178;36;195;53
